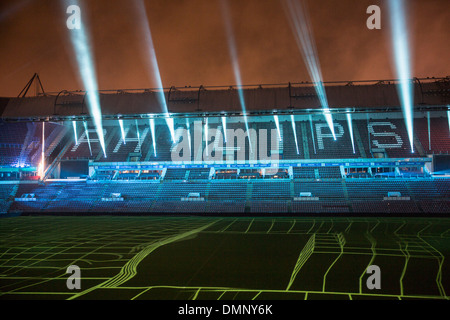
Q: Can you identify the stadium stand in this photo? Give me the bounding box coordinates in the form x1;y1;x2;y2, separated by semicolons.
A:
317;166;342;179
158;181;207;200
187;168;211;180
252;181;291;200
0;111;449;215
292;200;350;213
206;200;246;213
250;200;288;213
164;168;188;180
293;167;316;179
208;181;247;200
415;116;450;155
294;181;345;199
345;180;409;199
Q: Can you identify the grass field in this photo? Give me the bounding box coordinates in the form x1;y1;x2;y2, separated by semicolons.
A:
0;215;449;300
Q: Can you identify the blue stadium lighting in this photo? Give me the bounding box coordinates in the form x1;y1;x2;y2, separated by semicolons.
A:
65;0;106;157
166;117;176;143
149;117;156;157
83;121;92;156
220;0;253;153
309;114;317;155
222;116;227;143
323;110;336;141
135;0;175;142
204;117;208;155
119;119;126;145
427;111;431;151
283;0;336;139
39;121;45;178
72;121;78;145
274;115;282;142
186;118;192;152
167;121;176;143
387;0;414;153
447;107;450;135
290;115;300;155
135;119;141;153
346;112;356;154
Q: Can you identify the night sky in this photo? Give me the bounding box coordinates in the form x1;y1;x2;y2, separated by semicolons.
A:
0;0;448;97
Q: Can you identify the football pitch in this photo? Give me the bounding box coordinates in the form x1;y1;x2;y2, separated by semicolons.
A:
0;215;449;300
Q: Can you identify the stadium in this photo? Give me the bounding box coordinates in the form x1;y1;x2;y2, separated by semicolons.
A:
0;0;449;304
1;77;450;215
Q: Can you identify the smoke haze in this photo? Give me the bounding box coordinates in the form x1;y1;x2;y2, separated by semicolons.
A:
0;0;448;97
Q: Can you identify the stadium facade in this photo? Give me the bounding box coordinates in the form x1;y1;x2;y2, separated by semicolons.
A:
0;77;449;215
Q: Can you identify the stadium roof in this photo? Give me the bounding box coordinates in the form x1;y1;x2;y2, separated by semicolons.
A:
0;77;449;122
